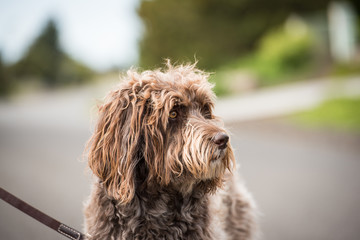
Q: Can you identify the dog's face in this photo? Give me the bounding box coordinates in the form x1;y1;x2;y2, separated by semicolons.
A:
88;63;235;203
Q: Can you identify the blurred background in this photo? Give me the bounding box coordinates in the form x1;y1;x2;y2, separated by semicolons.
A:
1;0;360;239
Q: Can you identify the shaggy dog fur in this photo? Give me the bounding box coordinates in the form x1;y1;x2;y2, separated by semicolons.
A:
84;62;257;240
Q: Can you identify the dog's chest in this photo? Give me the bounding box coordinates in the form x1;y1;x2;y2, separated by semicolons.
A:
116;194;212;239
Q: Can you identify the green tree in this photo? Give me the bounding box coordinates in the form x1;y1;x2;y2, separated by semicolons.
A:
12;19;94;87
0;52;12;97
14;19;63;87
138;0;358;70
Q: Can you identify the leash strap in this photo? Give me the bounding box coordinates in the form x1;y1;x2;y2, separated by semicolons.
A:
0;187;85;240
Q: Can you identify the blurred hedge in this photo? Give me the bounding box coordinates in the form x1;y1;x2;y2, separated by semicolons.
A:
1;19;95;97
250;21;314;85
137;0;344;70
0;53;13;98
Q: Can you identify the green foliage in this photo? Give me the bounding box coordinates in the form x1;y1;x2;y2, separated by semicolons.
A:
12;20;63;87
138;0;284;70
0;53;14;97
251;25;314;85
11;19;94;88
209;73;230;97
293;97;360;132
331;62;360;77
208;23;315;95
138;0;332;70
58;55;94;85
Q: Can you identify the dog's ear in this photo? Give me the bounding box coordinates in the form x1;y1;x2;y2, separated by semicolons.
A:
141;92;180;186
87;85;146;204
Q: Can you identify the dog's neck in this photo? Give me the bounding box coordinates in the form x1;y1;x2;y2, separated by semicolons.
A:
102;179;213;239
135;179;210;203
90;159;220;239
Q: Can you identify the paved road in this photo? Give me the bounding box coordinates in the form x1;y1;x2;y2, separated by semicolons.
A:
230;120;360;240
1;80;359;240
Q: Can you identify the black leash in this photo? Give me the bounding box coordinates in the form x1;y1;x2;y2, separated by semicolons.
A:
0;187;85;240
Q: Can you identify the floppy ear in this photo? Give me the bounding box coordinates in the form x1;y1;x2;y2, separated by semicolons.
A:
87;86;146;204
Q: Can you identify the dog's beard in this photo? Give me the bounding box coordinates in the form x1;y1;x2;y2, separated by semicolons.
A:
176;117;234;181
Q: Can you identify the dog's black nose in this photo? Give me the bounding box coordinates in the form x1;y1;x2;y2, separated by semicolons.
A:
213;133;229;149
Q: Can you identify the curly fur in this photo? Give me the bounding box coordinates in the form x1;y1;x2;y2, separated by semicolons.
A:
84;62;257;240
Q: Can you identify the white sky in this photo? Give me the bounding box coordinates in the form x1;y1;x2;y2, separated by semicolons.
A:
0;0;142;71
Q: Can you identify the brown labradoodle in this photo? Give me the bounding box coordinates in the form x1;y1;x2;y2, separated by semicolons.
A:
84;62;257;240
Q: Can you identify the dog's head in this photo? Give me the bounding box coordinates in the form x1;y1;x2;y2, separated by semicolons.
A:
88;62;235;204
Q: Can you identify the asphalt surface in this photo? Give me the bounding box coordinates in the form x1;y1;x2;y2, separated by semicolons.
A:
1;81;360;240
230;120;360;240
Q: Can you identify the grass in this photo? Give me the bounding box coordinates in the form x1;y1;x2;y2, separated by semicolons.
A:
331;62;360;77
292;97;360;133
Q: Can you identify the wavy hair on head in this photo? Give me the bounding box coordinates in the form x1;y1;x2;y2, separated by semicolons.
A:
86;63;191;204
87;61;224;204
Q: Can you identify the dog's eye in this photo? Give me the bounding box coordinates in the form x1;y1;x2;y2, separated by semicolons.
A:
202;106;212;119
169;110;178;119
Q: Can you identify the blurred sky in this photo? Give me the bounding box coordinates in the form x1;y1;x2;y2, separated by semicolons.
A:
0;0;142;71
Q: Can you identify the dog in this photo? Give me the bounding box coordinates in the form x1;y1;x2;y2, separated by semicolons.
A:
84;62;257;240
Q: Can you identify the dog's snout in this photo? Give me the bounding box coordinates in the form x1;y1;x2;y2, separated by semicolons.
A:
213;133;229;149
